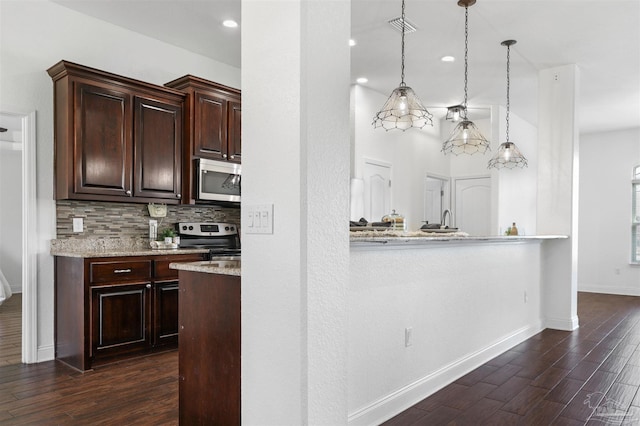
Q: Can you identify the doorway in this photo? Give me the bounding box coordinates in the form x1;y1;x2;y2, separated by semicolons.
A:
0;110;37;364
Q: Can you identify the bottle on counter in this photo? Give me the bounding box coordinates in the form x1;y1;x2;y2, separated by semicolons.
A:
509;222;518;236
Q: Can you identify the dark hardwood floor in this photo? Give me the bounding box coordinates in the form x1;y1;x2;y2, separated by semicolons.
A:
0;293;21;366
383;292;640;425
2;292;640;425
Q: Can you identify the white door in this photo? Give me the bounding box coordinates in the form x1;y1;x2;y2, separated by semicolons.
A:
363;160;391;223
424;177;448;225
454;177;491;235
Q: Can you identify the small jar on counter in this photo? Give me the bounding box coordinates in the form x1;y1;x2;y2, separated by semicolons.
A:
382;209;406;231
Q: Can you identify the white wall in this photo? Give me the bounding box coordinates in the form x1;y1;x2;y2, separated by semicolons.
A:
0;145;22;293
579;127;640;294
493;105;539;236
0;0;240;360
349;241;544;425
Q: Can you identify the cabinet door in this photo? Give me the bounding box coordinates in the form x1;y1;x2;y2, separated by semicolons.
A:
91;283;151;362
152;281;179;348
74;81;133;198
227;100;241;164
134;96;183;201
193;91;227;160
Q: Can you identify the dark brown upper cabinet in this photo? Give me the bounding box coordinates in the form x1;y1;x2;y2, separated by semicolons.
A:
165;75;241;204
48;61;185;204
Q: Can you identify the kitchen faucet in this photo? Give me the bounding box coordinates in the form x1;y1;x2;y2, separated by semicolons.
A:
441;209;451;228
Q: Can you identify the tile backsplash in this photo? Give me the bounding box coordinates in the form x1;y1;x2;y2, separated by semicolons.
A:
56;200;240;239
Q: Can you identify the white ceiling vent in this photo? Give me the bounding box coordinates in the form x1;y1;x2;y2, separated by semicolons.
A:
388;17;417;34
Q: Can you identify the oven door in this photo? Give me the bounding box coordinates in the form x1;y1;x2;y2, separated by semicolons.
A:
197;159;241;202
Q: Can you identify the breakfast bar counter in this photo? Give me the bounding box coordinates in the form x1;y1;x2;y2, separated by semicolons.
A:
347;232;574;424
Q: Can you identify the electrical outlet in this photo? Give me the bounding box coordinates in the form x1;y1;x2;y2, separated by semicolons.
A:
72;217;83;233
405;327;413;347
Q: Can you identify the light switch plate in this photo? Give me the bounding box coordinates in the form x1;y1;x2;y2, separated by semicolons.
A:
246;204;274;234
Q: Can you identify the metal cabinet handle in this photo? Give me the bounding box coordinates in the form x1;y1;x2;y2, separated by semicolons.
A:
146;284;152;289
125;190;132;196
222;154;227;158
113;269;132;274
176;193;181;198
230;155;235;159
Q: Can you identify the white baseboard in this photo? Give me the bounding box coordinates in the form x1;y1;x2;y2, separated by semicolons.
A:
579;285;640;297
36;344;54;363
544;315;579;331
347;323;544;426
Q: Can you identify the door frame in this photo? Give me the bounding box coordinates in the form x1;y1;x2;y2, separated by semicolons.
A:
2;110;38;363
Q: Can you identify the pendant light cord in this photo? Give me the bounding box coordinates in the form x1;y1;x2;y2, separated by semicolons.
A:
400;0;406;86
505;42;511;143
463;5;469;118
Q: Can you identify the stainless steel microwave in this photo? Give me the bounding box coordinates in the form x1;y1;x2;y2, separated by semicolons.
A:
197;159;241;203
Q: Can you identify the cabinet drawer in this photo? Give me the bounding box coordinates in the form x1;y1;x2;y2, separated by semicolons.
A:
154;254;206;280
90;260;152;284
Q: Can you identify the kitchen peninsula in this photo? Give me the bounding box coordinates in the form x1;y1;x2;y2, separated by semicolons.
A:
170;259;241;424
347;232;570;424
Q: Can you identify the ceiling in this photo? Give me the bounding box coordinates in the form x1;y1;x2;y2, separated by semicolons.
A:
52;0;640;134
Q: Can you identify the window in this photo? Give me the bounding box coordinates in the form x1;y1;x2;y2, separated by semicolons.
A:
633;166;640;263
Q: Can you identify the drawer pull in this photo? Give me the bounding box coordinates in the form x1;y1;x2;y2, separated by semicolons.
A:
113;269;132;274
146;284;152;289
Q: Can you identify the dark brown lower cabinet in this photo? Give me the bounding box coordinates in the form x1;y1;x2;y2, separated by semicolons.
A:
178;270;240;425
91;283;151;361
54;253;206;371
152;281;179;347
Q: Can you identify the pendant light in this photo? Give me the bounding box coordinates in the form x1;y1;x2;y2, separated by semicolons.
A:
442;0;490;155
372;0;433;131
445;105;465;122
488;40;528;169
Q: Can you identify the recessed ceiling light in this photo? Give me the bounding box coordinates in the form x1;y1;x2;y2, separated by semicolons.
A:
223;20;238;28
441;55;455;62
356;77;368;84
349;39;357;47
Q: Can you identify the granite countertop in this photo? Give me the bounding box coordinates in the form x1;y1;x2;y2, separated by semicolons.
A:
169;259;241;276
350;230;568;247
50;238;210;258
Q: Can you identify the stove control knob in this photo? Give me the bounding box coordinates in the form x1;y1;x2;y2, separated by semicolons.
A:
225;226;230;231
182;225;187;230
230;226;235;231
188;226;194;230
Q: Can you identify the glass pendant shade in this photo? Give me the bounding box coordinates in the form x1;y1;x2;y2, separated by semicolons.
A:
488;39;528;170
442;120;490;155
488;142;528;169
372;84;433;131
372;0;432;131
